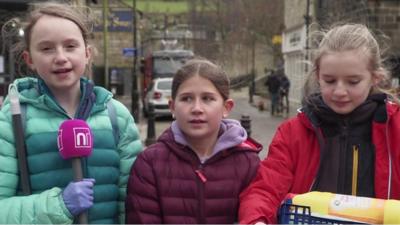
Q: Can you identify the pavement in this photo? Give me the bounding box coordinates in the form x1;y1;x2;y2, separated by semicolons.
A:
116;87;298;159
228;87;297;159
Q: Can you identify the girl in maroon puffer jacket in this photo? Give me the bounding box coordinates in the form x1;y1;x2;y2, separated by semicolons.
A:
126;58;262;224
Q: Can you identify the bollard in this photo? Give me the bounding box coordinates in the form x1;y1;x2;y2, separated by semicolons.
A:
240;114;251;137
145;103;156;146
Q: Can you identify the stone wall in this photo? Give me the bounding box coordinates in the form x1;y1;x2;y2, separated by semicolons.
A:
284;0;309;30
316;0;400;76
283;0;400;105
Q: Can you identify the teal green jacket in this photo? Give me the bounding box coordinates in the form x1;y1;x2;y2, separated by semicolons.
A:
0;77;142;224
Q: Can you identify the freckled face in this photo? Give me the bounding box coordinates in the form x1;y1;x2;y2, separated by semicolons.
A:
318;50;377;115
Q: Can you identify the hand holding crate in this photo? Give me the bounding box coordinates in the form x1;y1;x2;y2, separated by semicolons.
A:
279;192;400;224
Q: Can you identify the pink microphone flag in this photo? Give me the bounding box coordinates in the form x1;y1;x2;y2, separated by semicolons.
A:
57;119;93;159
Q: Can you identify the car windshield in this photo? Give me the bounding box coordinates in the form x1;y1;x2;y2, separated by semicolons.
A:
157;80;172;90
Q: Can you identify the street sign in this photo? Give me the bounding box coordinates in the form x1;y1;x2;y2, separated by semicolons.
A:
123;48;136;57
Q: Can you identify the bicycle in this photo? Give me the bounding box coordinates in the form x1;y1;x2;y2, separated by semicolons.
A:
277;88;289;116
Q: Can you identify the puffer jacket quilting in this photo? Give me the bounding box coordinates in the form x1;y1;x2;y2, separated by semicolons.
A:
0;77;142;224
239;101;400;224
126;127;261;224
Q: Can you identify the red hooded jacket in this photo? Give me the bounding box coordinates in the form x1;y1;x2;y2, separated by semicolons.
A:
239;102;400;224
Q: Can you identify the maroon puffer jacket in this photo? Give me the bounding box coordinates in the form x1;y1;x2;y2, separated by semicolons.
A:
125;128;261;224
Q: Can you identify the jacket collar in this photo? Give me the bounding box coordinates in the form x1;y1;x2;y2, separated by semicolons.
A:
36;78;96;119
299;93;387;129
10;77;112;119
158;121;262;164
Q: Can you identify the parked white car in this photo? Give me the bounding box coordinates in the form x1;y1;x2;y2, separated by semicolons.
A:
143;77;173;117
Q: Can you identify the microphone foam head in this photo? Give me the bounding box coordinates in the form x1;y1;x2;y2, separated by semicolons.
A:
57;119;93;159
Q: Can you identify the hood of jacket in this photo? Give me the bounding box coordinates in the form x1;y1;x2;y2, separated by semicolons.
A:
158;119;262;163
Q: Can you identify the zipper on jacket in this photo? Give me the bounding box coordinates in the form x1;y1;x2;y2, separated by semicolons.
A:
384;110;392;198
352;145;359;195
308;126;324;192
341;122;349;139
195;170;207;183
196;164;206;223
340;122;349;194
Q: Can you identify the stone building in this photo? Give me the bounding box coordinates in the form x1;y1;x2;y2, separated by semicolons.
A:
89;0;136;96
0;0;284;103
282;0;314;106
283;0;400;105
316;0;400;80
0;0;36;97
0;0;135;97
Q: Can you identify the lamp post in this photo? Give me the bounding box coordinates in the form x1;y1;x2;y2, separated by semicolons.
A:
249;31;256;104
304;0;311;74
103;0;109;90
4;19;24;82
131;0;140;121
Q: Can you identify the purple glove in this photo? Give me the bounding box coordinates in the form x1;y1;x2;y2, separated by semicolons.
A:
62;178;95;216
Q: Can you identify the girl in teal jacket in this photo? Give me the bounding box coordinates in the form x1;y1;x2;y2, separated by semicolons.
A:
0;2;142;224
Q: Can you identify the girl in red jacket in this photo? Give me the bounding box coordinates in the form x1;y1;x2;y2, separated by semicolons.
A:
239;23;400;224
126;58;262;224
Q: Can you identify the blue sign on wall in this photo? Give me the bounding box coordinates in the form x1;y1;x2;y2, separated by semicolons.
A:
94;9;133;32
123;48;136;57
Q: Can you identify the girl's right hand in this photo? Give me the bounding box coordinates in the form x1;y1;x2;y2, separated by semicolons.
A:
62;178;95;216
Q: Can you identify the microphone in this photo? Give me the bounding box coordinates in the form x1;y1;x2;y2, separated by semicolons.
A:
57;119;93;224
58;119;93;160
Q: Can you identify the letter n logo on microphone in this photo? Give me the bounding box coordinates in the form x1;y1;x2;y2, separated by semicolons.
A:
73;127;92;148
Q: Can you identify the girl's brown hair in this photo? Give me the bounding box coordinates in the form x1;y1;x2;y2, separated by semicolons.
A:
2;1;95;76
23;1;94;50
172;58;230;100
303;23;397;105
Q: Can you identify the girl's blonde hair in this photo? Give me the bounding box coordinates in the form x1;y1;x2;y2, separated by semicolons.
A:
303;23;397;105
172;58;230;101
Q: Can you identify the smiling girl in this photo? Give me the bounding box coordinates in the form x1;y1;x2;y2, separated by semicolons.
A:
0;2;142;224
239;23;400;224
125;58;262;224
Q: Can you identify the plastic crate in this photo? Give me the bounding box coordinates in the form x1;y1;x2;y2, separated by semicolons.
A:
278;199;365;224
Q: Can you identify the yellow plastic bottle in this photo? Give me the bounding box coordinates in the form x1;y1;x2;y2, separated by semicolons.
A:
384;199;400;224
291;191;333;216
291;191;400;224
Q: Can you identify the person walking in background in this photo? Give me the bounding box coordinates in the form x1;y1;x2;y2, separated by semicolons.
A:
239;23;400;224
0;2;142;223
125;58;261;224
277;67;290;115
264;69;281;116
